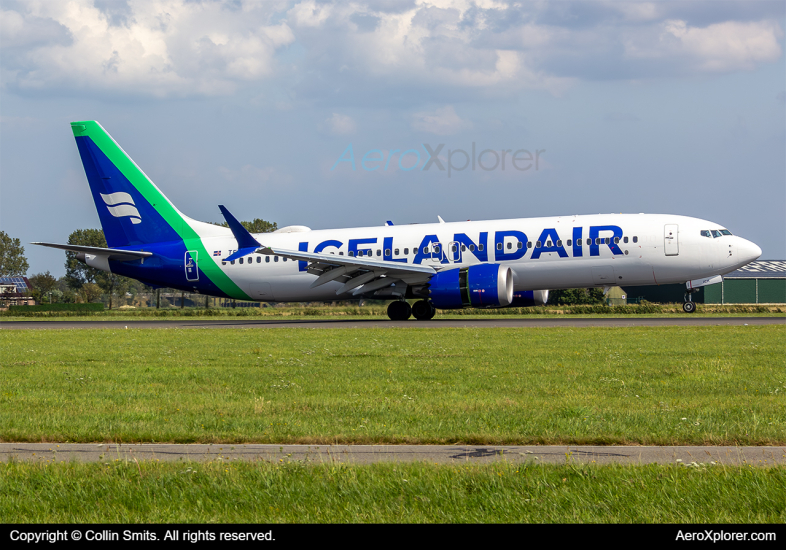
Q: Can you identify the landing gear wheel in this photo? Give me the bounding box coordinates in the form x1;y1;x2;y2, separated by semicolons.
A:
387;300;412;321
412;300;436;321
682;301;696;313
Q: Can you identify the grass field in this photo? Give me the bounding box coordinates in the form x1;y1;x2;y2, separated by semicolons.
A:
2;460;784;523
1;326;783;445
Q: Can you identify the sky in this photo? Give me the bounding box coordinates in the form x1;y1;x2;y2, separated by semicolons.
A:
1;0;784;277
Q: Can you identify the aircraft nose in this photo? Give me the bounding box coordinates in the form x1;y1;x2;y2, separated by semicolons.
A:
739;239;762;264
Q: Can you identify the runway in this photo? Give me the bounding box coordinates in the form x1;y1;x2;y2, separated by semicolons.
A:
2;443;783;466
1;316;783;329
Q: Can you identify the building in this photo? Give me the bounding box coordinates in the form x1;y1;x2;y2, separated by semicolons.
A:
0;277;36;307
704;260;786;304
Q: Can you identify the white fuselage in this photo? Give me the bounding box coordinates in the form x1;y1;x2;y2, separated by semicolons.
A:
198;214;761;302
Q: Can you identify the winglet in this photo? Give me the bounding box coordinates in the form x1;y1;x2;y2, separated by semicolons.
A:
218;205;262;249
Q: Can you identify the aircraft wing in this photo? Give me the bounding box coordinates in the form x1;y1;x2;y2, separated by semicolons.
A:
257;245;438;296
217;205;438;296
32;242;153;262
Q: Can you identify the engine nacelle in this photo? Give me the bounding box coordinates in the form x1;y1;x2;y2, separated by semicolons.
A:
428;264;514;309
510;289;549;307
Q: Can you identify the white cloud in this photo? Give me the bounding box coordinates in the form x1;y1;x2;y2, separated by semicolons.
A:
411;105;470;135
626;19;783;72
2;0;294;97
323;113;357;135
1;1;782;101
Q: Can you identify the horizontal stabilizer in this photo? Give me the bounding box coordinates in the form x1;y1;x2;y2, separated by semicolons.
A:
32;242;152;262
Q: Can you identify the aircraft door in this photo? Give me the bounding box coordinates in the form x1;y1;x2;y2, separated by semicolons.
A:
185;250;199;281
426;242;444;264
664;224;679;256
448;241;462;263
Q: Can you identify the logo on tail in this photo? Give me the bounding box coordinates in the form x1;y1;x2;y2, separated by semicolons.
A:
101;192;141;225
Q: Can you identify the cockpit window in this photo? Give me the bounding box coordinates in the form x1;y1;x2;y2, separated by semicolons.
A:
700;230;711;238
711;230;722;238
720;229;732;236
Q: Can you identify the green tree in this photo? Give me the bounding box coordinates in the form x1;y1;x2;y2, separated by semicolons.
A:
213;218;278;233
549;288;606;305
63;228;137;309
28;271;58;303
0;231;29;276
64;229;106;289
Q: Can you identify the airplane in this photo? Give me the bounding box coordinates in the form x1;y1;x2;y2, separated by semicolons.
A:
35;121;762;319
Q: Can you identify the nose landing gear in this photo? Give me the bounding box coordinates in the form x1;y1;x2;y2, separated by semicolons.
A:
683;290;698;313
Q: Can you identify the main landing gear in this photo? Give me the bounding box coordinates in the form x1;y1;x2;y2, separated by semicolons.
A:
683;290;698;313
386;300;437;321
387;300;411;321
411;300;436;321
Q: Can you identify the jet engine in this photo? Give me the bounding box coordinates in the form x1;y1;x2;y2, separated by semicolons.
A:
428;264;514;309
510;289;549;307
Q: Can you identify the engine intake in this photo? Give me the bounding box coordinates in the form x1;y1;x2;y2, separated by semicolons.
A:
428;264;514;309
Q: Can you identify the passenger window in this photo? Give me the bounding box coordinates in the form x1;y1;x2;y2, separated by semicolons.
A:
434;246;440;254
577;238;582;246
231;260;235;265
404;248;409;255
567;239;572;247
557;240;562;247
632;236;638;243
605;238;610;245
256;256;261;263
222;261;226;265
517;242;523;249
394;249;398;256
536;241;542;248
461;245;466;252
423;247;428;254
377;250;381;256
339;252;344;255
506;242;512;250
478;244;484;251
265;257;270;263
349;251;355;257
274;257;279;262
614;237;619;244
624;236;629;243
546;240;552;247
283;257;287;262
239;258;244;264
451;245;457;253
497;243;503;250
527;241;532;248
469;244;475;252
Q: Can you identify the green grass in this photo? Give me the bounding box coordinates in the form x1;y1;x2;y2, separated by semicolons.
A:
2;460;783;523
1;326;783;445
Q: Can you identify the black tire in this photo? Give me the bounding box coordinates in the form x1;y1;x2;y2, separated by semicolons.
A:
682;301;696;313
412;300;436;320
387;301;411;321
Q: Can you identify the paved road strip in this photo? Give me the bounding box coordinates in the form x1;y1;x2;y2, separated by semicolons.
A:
2;443;784;466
